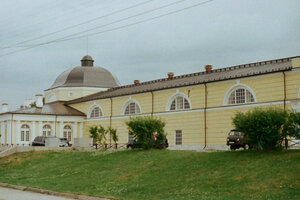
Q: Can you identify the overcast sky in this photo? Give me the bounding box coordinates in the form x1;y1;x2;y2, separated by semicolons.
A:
1;0;299;109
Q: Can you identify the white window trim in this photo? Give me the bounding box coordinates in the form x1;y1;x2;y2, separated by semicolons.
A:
122;99;142;115
166;92;192;111
20;123;31;144
42;123;52;136
223;84;257;106
63;124;73;141
87;104;104;118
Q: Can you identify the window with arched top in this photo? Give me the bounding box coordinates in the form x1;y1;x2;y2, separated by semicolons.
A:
42;124;52;136
63;125;72;142
21;124;30;142
226;87;255;105
123;101;141;115
89;106;103;118
168;94;191;111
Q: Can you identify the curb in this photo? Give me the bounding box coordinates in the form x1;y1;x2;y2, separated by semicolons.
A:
0;182;111;200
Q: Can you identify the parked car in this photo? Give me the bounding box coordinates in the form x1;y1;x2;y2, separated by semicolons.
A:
32;136;54;146
226;130;252;150
59;138;70;147
126;138;169;149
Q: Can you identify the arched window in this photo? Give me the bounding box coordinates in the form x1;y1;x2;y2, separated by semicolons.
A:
227;88;255;105
63;125;72;142
21;124;30;142
168;94;191;111
42;124;52;136
89;106;103;118
123;100;141;115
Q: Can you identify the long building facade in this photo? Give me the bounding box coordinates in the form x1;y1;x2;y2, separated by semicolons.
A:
1;55;300;150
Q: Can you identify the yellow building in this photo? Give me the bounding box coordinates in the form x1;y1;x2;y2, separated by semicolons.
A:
1;55;300;150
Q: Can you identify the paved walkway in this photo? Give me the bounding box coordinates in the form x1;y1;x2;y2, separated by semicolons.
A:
0;187;73;200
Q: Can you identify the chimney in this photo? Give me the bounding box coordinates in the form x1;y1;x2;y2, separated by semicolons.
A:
35;94;44;108
205;65;212;72
167;72;174;79
1;103;8;113
134;80;140;85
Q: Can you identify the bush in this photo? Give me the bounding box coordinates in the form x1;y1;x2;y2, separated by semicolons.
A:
89;125;118;148
126;117;167;149
232;107;288;150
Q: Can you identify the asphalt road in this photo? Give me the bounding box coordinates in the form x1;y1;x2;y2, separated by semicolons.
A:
0;187;73;200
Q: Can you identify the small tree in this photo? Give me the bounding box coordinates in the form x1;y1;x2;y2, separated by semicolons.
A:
97;125;107;147
126;116;167;149
108;127;118;147
89;125;108;148
89;126;98;145
232;107;288;150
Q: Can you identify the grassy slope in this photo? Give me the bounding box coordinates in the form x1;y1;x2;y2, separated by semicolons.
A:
0;150;299;200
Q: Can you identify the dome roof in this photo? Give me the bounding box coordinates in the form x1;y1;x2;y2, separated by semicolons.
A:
47;55;120;90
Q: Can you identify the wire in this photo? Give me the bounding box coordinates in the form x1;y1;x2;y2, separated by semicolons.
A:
1;0;154;49
0;0;214;58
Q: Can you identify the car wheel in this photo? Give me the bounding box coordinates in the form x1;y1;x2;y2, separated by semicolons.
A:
127;146;132;150
244;144;250;150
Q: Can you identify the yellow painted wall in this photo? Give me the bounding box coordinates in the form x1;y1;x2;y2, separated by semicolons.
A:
67;70;300;147
286;71;300;100
45;88;103;103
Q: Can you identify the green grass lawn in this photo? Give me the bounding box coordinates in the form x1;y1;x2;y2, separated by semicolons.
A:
0;150;299;200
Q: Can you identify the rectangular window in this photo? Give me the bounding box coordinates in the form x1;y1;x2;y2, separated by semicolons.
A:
26;131;29;141
175;130;182;145
21;131;24;141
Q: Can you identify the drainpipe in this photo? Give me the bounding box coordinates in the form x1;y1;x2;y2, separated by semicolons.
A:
283;71;288;149
151;91;154;116
203;84;207;149
110;97;113;147
283;71;287;111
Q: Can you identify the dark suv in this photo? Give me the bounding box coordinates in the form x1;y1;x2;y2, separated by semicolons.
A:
226;130;252;150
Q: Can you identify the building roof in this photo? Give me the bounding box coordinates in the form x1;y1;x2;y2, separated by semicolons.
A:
1;101;85;116
45;55;120;91
67;56;298;104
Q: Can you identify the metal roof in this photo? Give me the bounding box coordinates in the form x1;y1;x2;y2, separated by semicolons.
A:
46;66;120;91
1;101;85;116
67;56;298;105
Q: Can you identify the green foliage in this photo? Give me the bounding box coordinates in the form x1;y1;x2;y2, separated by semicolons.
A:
89;125;118;147
108;127;118;144
1;150;300;200
232;107;288;150
283;112;300;139
89;126;98;140
126;116;167;149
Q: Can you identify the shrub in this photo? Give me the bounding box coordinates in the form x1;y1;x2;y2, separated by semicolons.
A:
283;112;300;139
126;117;167;149
89;125;118;148
232;107;288;150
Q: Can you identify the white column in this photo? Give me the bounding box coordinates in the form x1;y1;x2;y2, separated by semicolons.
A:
60;121;64;138
31;121;36;142
16;120;20;145
38;121;43;136
79;122;83;138
73;122;78;138
0;122;4;144
7;120;12;145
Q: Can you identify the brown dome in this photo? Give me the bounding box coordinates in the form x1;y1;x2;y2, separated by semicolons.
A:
47;56;120;90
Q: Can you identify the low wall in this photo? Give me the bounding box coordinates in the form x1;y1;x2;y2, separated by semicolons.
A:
0;146;72;158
